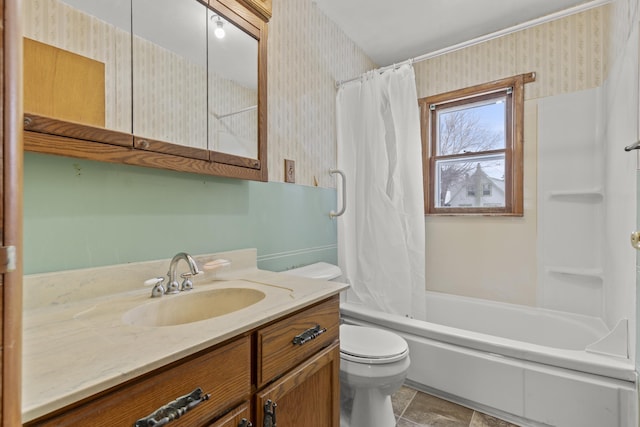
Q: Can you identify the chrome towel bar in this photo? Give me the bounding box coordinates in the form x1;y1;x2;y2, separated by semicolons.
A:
329;169;346;218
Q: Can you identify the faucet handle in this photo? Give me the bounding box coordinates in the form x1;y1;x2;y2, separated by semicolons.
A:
166;278;181;295
180;272;196;291
144;277;166;298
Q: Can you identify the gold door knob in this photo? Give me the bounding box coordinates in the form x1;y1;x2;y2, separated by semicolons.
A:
631;231;640;249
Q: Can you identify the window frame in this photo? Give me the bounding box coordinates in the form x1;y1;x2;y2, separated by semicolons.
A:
419;73;534;216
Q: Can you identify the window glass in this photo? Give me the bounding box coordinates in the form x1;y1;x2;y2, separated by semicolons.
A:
420;74;530;216
436;97;506;156
435;155;505;208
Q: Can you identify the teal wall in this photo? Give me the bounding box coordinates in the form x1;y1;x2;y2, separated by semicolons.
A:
23;153;337;274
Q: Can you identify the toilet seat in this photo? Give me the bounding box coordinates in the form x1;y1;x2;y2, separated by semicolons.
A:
340;324;408;364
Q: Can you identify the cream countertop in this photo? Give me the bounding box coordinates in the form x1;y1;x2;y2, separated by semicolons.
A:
22;249;348;423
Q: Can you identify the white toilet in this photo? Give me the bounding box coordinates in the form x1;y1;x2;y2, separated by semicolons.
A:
285;262;410;427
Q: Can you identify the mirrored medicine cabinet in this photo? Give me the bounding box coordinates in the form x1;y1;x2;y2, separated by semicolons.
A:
22;0;268;181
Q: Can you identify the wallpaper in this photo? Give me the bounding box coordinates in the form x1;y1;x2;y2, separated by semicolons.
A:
414;6;608;101
267;0;376;186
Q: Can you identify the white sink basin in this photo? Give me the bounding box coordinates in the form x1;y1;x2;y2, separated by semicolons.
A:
122;287;266;327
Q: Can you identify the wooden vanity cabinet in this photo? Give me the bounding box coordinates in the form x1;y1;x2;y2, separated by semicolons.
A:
25;295;341;427
25;336;252;427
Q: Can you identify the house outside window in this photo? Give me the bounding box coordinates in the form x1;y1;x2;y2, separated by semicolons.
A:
419;73;533;216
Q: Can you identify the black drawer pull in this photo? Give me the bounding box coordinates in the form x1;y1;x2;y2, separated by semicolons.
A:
263;400;277;427
292;324;326;346
134;387;210;426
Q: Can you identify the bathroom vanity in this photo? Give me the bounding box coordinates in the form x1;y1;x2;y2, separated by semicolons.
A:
22;249;347;426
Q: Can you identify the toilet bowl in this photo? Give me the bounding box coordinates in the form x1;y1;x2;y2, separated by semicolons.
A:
284;262;410;427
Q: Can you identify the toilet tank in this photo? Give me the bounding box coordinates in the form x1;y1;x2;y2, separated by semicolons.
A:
283;262;342;281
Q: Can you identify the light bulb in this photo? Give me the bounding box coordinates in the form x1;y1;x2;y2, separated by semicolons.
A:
214;20;225;39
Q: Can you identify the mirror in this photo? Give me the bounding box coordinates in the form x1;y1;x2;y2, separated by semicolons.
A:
207;8;259;159
132;0;209;158
23;0;268;181
23;0;132;133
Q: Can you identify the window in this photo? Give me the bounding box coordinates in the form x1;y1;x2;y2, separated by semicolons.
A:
419;73;533;216
467;185;475;197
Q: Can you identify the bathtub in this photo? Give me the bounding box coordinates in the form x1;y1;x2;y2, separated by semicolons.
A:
340;291;638;427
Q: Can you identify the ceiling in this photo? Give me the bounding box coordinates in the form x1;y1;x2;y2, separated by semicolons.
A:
313;0;603;66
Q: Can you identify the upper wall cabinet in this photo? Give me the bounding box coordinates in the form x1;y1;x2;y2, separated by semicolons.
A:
23;0;268;182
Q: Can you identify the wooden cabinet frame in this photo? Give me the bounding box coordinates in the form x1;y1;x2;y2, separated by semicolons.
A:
3;0;24;425
23;0;269;182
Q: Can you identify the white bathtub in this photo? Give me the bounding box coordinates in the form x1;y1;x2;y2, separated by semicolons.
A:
340;291;638;427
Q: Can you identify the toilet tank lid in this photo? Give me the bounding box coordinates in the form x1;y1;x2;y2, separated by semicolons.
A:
283;262;342;280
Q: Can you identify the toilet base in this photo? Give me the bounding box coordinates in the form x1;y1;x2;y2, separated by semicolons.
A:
340;385;396;427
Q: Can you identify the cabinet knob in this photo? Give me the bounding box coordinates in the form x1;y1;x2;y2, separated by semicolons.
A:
238;418;253;427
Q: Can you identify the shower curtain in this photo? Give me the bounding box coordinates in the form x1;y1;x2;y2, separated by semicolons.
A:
336;64;426;320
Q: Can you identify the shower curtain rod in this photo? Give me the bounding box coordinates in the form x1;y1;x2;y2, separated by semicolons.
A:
335;59;413;88
334;0;608;89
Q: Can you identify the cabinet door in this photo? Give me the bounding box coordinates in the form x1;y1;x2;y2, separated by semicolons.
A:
256;343;340;427
208;401;252;427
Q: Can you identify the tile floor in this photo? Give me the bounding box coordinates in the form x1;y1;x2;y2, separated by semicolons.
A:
391;386;520;427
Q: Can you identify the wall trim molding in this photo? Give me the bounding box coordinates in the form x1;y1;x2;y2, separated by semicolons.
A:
258;244;337;263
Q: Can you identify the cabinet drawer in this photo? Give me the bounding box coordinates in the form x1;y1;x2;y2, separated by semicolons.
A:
30;336;251;427
257;296;339;387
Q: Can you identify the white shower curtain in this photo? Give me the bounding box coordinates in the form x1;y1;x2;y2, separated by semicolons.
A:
336;64;426;320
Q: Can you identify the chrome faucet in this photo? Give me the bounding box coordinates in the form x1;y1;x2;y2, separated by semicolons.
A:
166;252;201;294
